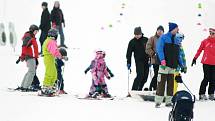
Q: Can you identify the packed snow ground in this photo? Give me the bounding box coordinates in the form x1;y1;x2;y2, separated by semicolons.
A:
0;0;215;121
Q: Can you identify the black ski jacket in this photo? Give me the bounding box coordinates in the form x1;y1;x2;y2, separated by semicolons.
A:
51;8;65;26
126;35;149;64
39;8;51;31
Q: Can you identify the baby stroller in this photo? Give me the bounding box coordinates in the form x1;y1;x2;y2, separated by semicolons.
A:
169;75;195;121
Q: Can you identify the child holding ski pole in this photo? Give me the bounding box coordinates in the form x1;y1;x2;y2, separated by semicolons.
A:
173;33;187;95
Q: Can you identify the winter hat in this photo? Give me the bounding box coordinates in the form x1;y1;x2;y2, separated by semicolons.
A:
168;22;178;32
209;28;215;33
157;25;164;32
134;27;142;35
42;2;48;7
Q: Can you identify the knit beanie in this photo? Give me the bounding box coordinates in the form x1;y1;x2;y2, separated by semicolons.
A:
134;27;142;35
169;22;178;32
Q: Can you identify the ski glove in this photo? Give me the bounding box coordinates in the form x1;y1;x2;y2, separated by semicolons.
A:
63;56;68;61
181;66;187;73
107;76;111;80
191;58;196;66
127;64;131;70
175;75;183;83
16;57;21;64
161;60;166;66
109;72;114;77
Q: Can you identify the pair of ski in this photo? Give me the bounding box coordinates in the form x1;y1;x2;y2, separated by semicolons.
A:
75;94;115;100
7;87;58;97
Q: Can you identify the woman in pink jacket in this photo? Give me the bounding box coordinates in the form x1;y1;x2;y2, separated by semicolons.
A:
192;28;215;101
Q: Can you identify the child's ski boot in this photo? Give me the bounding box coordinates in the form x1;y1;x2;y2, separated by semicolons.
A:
39;87;56;97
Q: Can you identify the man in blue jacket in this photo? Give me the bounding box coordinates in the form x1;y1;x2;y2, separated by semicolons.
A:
155;22;185;108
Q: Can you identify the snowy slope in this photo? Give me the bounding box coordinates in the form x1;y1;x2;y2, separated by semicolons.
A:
0;0;215;121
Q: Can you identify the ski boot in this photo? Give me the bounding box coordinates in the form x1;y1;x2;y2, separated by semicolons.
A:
155;103;161;108
165;103;173;107
102;93;112;98
199;94;208;101
39;87;56;97
57;90;68;94
208;94;215;101
91;92;99;98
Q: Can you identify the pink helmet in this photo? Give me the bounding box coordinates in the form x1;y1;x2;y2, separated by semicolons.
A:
95;49;106;58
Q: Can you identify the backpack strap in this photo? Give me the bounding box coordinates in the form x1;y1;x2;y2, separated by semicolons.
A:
22;36;32;47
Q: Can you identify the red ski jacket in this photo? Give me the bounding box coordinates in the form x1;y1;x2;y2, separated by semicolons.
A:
21;32;39;60
194;37;215;65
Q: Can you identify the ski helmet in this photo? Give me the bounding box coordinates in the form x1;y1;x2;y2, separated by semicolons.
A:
48;28;58;39
59;47;67;56
29;24;39;32
95;49;106;58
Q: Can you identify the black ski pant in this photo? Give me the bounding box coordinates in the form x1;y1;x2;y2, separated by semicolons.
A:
149;64;159;91
31;74;40;88
199;64;215;95
132;61;149;91
39;30;48;53
56;70;64;90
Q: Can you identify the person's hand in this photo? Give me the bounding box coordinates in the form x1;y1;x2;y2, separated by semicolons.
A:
161;60;166;66
16;57;20;64
191;58;196;66
127;64;131;70
181;66;187;73
63;56;68;61
109;73;114;77
107;76;111;80
175;75;183;83
63;23;65;28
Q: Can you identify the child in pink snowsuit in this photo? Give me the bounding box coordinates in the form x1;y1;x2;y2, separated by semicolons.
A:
86;50;112;98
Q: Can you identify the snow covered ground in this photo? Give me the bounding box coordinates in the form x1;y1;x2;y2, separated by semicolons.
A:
0;0;215;121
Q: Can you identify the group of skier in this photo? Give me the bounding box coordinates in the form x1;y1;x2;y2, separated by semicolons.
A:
126;22;215;107
15;1;68;96
13;1;215;101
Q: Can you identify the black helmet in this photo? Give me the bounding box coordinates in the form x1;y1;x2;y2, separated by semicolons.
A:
59;47;67;56
48;28;58;39
29;24;39;32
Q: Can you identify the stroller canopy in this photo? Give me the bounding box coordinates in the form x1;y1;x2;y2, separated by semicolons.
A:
172;90;194;104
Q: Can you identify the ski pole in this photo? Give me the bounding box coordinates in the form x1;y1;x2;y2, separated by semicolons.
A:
57;64;65;94
127;69;131;97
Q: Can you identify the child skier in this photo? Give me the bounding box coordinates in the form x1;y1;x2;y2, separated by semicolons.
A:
55;47;68;94
40;28;67;96
173;33;187;95
85;50;114;98
16;25;39;91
